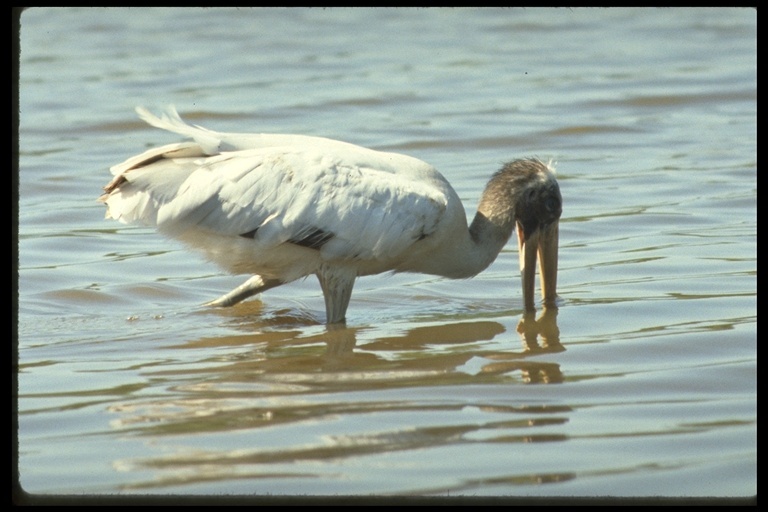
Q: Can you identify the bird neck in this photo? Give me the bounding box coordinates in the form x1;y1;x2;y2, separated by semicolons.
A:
403;207;513;280
457;163;533;277
415;179;518;279
464;207;516;275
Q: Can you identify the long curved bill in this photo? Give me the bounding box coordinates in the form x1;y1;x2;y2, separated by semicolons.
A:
518;221;559;312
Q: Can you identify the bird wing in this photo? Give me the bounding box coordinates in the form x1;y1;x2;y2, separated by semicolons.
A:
102;142;450;264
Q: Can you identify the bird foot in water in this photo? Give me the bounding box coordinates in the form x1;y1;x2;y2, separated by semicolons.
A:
204;275;282;307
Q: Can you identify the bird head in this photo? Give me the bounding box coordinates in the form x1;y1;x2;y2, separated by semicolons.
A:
509;159;562;312
477;159;561;311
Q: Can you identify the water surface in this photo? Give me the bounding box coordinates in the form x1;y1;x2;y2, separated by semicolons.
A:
16;7;756;500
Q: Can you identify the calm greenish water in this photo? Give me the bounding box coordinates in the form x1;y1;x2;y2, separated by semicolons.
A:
16;7;755;501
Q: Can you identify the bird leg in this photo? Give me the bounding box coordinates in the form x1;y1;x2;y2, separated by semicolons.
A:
204;275;282;307
316;267;357;324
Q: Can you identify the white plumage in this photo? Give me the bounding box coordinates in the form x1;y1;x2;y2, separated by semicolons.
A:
101;107;562;323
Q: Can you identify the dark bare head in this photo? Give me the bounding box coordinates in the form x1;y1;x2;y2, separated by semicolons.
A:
478;159;562;311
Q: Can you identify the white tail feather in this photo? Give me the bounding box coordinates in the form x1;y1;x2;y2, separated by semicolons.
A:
136;106;223;154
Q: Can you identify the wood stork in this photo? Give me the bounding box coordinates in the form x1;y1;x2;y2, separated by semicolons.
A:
100;107;562;324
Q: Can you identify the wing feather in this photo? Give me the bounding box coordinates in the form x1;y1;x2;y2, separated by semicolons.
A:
103;108;452;267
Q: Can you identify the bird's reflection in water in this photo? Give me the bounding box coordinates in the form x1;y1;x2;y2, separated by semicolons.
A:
108;307;566;442
516;306;562;354
196;300;565;386
479;307;564;384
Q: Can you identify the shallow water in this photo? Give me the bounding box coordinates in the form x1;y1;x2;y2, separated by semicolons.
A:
16;7;755;500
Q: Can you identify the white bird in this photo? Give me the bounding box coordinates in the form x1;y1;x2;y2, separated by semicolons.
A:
100;107;562;324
